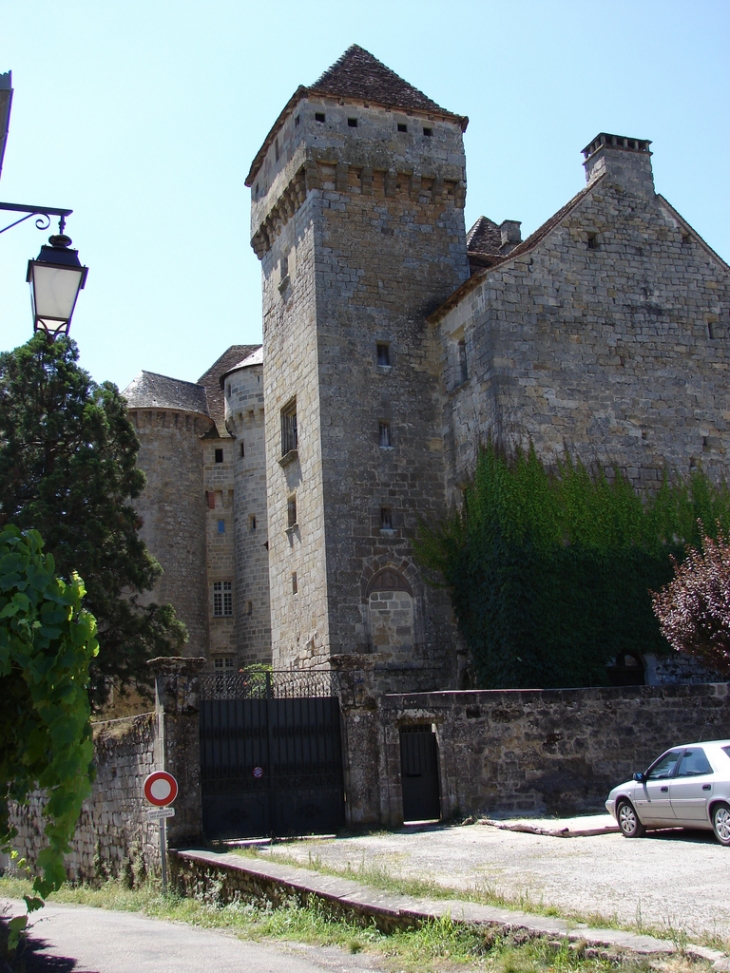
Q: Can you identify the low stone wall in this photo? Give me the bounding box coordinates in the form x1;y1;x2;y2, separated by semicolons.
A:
6;713;160;883
366;682;730;825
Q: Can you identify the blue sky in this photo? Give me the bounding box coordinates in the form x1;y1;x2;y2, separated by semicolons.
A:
0;0;727;390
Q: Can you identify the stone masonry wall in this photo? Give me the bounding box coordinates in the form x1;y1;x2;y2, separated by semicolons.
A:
255;93;471;677
437;148;730;500
131;408;213;656
225;360;272;664
367;682;730;825
5;714;159;883
203;434;236;660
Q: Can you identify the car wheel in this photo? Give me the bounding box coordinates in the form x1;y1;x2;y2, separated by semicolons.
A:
617;799;646;838
712;802;730;847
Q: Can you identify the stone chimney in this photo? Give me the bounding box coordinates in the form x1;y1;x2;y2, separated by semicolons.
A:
499;219;522;254
582;133;654;195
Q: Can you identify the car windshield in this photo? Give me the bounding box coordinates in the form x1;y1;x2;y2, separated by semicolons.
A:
647;749;682;780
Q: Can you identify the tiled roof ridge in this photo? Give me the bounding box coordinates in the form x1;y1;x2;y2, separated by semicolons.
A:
245;46;467;187
135;368;203;388
428;177;604;324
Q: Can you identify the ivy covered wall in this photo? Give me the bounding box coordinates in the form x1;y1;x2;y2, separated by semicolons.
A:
417;443;730;689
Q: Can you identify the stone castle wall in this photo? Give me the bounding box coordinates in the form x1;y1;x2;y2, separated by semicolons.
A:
256;95;471;675
5;714;160;883
225;361;271;663
131;408;213;656
437;149;730;499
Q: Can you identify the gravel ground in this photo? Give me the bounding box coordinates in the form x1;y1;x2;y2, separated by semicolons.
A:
255;820;729;944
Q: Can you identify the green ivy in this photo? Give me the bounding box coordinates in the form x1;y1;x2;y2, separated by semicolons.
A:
0;525;98;910
416;442;730;689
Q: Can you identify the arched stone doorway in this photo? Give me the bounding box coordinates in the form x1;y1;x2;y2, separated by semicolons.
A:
366;568;415;662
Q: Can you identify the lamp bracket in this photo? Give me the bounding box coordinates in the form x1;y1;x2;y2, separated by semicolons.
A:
0;202;72;236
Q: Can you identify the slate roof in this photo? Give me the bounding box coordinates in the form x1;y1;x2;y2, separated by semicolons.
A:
122;371;210;415
221;345;264;381
198;345;260;424
310;45;455;118
246;45;467;187
466;216;506;273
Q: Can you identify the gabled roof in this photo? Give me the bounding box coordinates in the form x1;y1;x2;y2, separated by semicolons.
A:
428;180;600;324
122;371;210;416
246;45;467;187
197;345;260;424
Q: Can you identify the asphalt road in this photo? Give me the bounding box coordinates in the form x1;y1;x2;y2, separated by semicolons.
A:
256;819;730;942
0;900;384;973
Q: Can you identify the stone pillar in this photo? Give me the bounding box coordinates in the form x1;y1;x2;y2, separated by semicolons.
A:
332;657;389;828
150;657;206;846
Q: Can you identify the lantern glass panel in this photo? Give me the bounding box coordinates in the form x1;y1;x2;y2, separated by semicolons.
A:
30;263;85;326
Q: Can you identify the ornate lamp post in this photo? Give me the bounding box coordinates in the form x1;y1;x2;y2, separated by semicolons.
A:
0;72;88;339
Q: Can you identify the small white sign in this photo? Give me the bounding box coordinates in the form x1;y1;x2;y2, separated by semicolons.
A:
147;807;175;820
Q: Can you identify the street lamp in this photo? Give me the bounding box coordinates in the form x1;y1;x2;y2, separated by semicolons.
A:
1;204;88;338
27;224;88;338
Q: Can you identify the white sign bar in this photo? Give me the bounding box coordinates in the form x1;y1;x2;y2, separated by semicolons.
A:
147;807;176;820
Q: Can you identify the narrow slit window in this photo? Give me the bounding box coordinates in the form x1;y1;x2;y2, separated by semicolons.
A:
287;495;297;528
215;448;224;463
377;342;391;367
281;399;298;455
458;338;468;384
380;507;393;530
295;114;300;127
240;441;245;458
217;519;225;534
250;515;257;531
379;421;392;448
292;572;298;595
709;322;716;339
587;233;599;251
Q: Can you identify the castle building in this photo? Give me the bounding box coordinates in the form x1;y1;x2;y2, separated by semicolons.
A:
124;47;730;682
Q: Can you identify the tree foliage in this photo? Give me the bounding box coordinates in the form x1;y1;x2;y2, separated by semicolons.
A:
0;525;97;906
0;335;185;707
652;527;730;678
416;441;730;689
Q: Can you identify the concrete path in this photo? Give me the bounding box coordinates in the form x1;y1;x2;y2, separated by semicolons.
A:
176;848;729;969
0;899;384;973
248;818;729;943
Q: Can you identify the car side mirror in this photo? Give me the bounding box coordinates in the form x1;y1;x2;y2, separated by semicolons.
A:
633;772;646;783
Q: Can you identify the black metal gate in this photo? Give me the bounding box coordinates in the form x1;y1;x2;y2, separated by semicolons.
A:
400;724;441;823
199;670;345;840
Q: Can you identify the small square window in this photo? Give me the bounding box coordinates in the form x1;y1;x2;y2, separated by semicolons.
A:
287;495;297;529
586;233;599;251
215;448;224;463
376;342;391;367
217;519;225;534
315;112;325;123
397;123;408;133
379;421;392;448
348;117;358;128
423;126;433;137
380;507;393;530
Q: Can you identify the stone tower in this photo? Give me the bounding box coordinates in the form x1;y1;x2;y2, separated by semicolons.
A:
221;347;272;663
124;371;214;656
246;46;471;679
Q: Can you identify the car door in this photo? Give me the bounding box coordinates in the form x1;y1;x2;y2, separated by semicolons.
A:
669;747;715;826
634;749;682;825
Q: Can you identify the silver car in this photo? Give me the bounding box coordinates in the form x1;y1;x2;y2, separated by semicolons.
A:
606;739;730;846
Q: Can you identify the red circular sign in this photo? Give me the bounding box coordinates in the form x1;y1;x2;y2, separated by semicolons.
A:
143;771;178;807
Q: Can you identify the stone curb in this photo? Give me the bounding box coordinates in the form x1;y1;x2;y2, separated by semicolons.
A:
172;849;728;969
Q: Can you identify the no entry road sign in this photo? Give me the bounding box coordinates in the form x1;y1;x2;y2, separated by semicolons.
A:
143;771;178;807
